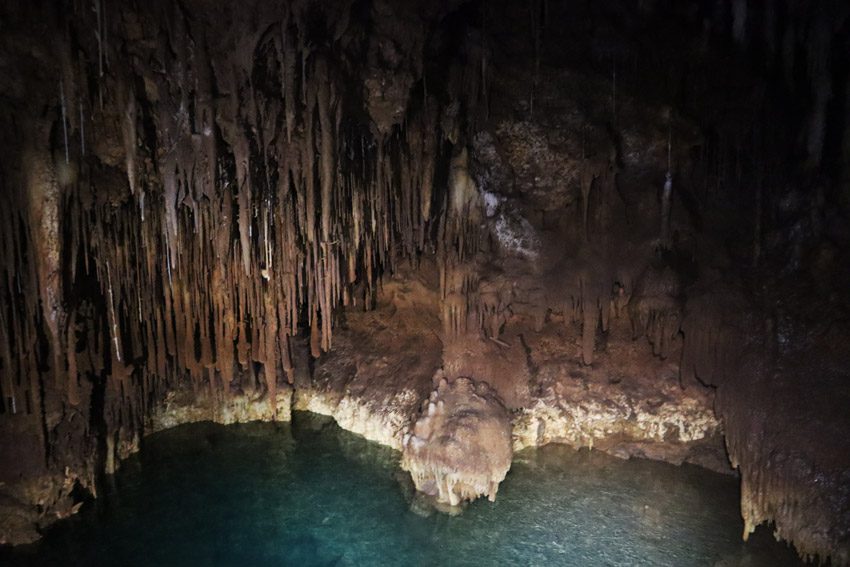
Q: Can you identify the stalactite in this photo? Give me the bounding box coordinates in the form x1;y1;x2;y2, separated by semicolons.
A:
27;132;67;412
661;132;673;247
579;143;617;242
122;87;137;196
579;159;598;241
79;101;85;157
60;78;69;164
317;57;335;245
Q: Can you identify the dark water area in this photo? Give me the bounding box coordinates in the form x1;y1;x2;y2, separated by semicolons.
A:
2;412;802;566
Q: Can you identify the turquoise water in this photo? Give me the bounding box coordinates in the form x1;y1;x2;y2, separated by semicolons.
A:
4;412;801;566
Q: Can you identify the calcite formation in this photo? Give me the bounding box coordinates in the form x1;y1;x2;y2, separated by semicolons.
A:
512;378;720;463
294;274;442;450
401;376;512;507
150;386;293;434
295;386;423;451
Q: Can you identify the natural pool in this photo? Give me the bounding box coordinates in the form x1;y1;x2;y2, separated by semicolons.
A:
3;412;802;566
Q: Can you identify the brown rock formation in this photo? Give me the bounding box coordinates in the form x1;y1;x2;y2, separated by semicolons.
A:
401;375;512;507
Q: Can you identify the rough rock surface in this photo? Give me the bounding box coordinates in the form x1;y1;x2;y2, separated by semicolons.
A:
301;261;724;472
149;386;293;434
0;471;87;546
401;375;512;507
295;272;443;450
513;382;720;468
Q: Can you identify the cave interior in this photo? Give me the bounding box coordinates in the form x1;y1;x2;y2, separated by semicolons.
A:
0;0;849;563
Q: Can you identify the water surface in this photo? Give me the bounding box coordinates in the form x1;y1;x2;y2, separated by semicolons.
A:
3;412;802;566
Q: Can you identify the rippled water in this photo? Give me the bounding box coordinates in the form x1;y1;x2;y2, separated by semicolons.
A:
3;412;801;566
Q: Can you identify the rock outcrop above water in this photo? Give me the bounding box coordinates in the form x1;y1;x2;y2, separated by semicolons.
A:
513;377;720;467
150;385;293;434
401;375;512;507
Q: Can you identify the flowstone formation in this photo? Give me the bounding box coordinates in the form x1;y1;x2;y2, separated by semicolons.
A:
401;375;512;507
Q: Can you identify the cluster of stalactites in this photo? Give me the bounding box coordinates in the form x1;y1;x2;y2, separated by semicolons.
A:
0;171;44;421
678;289;749;389
438;251;635;367
562;272;622;365
721;375;850;566
0;3;448;456
98;8;444;413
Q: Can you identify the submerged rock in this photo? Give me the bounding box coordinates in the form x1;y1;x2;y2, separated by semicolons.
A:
401;375;512;507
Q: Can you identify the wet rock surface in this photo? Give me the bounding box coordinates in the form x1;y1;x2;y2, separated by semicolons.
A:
149;386;293;433
402;375;512;507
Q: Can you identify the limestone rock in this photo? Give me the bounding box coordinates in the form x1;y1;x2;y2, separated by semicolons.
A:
401;376;512;507
149;385;292;433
